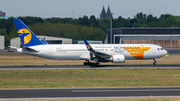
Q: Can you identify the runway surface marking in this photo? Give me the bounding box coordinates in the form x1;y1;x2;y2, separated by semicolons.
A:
1;96;180;101
72;88;180;92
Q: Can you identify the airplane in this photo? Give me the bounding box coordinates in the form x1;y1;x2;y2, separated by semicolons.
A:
11;19;168;66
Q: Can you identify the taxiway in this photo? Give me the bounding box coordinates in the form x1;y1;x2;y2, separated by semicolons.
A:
0;64;180;70
0;87;180;99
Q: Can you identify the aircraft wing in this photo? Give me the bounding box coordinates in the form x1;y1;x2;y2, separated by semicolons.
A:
93;51;112;58
84;40;111;59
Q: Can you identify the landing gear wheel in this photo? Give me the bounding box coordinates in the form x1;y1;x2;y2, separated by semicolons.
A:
88;62;92;66
91;63;100;67
83;62;88;65
96;63;100;66
84;60;91;66
153;62;157;65
153;59;157;65
90;63;95;67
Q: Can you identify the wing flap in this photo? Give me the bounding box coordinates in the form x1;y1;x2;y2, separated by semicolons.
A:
94;51;111;58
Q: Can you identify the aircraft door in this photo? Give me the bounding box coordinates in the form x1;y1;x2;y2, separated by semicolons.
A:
49;47;53;54
152;47;156;54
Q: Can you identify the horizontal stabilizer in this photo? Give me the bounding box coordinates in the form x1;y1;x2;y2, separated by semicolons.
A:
22;47;39;52
9;46;20;49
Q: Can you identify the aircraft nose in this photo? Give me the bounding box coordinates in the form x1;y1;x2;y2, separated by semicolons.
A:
164;50;168;55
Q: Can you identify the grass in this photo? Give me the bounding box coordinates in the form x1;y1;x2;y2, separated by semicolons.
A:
0;68;180;89
1;54;180;100
0;53;179;66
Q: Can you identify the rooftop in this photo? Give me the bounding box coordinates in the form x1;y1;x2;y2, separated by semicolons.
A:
100;6;112;19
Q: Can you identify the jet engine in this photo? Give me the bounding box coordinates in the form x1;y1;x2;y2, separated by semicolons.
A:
111;55;125;63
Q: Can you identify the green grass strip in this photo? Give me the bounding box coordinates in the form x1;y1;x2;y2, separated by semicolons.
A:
0;68;180;89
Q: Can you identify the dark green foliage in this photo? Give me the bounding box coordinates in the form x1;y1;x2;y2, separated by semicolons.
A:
18;17;44;26
1;13;180;47
28;21;105;41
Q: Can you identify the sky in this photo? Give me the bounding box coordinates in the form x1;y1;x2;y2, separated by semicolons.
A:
0;0;180;19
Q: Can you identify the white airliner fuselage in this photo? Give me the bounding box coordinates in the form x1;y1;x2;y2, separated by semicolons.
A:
17;44;167;60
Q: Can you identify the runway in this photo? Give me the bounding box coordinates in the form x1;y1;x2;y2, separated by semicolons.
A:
0;65;180;100
0;64;180;70
0;87;180;99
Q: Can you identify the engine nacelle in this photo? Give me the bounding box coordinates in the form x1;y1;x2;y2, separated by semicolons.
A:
111;55;125;63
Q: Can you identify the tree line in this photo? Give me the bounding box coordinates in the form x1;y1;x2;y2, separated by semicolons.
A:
1;12;180;47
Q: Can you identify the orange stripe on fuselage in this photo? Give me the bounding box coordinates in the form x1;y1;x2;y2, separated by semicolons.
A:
123;45;151;59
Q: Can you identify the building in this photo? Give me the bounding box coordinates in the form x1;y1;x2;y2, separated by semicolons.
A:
72;40;102;44
0;17;17;19
10;35;72;48
100;6;112;19
106;28;180;48
0;35;4;49
0;10;6;17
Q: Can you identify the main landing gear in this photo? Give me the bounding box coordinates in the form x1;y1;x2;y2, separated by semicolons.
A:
153;58;158;65
83;61;100;66
83;61;91;65
91;62;100;66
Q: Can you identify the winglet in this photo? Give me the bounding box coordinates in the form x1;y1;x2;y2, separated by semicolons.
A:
84;40;94;51
41;39;48;44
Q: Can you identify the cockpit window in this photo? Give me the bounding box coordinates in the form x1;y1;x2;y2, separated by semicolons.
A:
161;48;164;50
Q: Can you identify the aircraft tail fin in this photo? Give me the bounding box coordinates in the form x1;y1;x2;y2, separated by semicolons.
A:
84;39;94;52
13;19;44;47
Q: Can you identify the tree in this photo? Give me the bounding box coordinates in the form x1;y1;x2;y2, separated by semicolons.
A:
88;15;99;27
78;15;89;26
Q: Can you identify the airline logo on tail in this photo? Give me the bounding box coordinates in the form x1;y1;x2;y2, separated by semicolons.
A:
84;40;94;51
87;45;91;49
18;28;32;44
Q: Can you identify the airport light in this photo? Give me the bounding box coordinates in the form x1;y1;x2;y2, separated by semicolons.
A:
110;12;114;44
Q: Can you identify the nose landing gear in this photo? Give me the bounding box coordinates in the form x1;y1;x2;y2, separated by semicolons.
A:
153;58;158;65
